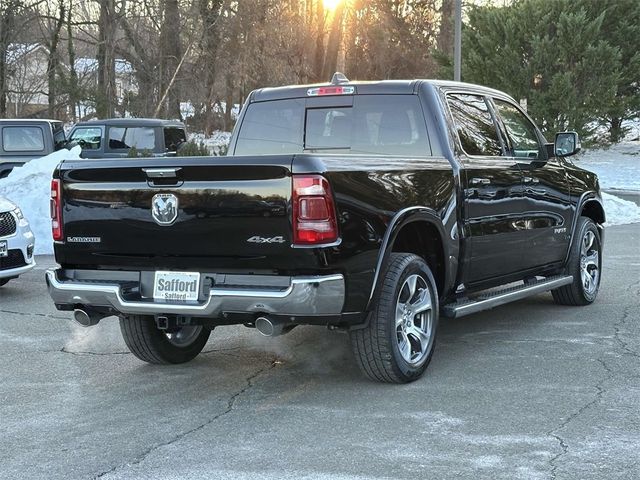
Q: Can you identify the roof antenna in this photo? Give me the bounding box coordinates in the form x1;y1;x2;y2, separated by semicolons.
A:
331;72;349;85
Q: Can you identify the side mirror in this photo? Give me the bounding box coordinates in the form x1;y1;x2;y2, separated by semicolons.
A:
555;131;581;157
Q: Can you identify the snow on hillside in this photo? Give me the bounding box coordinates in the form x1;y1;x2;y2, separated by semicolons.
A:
576;141;640;192
0;147;81;255
576;137;640;225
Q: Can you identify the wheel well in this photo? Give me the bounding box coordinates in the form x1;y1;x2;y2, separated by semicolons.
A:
582;200;605;225
391;221;445;293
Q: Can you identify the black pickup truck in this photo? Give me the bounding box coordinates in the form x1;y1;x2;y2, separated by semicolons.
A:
46;75;604;383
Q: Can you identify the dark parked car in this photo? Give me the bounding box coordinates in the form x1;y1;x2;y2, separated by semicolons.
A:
66;118;187;159
46;74;604;383
0;119;66;177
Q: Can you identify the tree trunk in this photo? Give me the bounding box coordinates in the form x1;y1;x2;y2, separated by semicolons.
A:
610;117;624;143
438;0;454;56
159;0;182;119
0;2;17;117
199;0;223;135
47;0;65;118
321;2;346;81
97;0;116;118
223;73;233;131
312;1;325;81
66;0;78;122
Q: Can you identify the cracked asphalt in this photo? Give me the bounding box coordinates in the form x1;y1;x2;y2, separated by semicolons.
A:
0;224;638;480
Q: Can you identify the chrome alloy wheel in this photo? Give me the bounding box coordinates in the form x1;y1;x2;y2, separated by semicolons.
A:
580;230;600;296
165;325;204;347
395;274;434;365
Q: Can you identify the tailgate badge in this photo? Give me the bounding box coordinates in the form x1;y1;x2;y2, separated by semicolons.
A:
152;193;178;226
247;236;286;244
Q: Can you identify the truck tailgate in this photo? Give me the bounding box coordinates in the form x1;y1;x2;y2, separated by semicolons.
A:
56;156;293;269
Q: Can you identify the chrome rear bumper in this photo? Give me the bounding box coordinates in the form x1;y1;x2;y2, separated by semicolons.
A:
45;269;345;317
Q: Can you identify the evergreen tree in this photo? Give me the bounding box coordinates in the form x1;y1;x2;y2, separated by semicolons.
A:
461;0;637;142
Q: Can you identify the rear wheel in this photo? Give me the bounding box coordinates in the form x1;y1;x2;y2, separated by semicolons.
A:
350;253;439;383
552;216;602;306
119;315;211;364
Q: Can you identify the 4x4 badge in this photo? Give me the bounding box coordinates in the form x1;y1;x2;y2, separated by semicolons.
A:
152;193;178;226
247;236;286;244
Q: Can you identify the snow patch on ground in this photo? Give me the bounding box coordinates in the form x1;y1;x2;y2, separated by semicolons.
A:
0;147;82;255
602;192;640;226
576;141;640;192
576;139;640;225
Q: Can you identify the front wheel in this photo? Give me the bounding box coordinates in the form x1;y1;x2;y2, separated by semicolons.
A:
552;216;602;306
350;253;439;383
119;315;211;364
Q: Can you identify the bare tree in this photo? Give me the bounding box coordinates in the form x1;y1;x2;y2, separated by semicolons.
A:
321;1;346;80
66;0;79;121
37;0;67;118
0;0;29;116
158;0;182;119
96;0;116;118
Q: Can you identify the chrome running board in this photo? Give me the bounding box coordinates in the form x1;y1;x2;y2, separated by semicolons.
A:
442;275;573;318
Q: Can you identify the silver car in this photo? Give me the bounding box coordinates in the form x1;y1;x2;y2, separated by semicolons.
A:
0;196;36;286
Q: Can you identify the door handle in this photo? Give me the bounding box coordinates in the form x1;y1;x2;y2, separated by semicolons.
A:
470;177;490;186
143;167;182;178
523;176;540;184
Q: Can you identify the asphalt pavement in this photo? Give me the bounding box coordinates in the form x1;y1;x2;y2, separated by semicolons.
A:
1;224;638;480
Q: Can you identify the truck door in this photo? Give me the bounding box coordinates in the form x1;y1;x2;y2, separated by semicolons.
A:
446;93;527;284
489;98;572;269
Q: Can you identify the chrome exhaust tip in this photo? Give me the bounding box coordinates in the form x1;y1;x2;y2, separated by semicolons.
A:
255;316;296;337
73;309;101;327
255;316;279;336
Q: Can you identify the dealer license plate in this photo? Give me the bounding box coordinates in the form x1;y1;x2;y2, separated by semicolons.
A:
0;241;7;257
153;271;200;303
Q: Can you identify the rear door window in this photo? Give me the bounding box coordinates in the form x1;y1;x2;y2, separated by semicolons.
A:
2;126;45;152
108;127;155;150
447;93;503;156
69;127;102;150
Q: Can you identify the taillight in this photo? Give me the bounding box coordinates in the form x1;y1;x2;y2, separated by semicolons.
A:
292;175;338;245
50;179;63;241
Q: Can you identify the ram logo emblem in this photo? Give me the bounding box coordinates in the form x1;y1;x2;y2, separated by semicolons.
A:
152;193;178;226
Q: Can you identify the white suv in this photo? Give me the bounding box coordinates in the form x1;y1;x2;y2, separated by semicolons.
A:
0;196;35;286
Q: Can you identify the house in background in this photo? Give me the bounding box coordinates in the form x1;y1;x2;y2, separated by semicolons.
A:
74;57;138;119
5;43;50;117
4;43;138;120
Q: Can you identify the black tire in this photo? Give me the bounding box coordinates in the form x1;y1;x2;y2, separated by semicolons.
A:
552;216;602;306
350;253;439;383
119;315;211;364
0;278;10;287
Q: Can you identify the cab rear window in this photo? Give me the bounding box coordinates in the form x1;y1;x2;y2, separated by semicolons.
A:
235;95;431;156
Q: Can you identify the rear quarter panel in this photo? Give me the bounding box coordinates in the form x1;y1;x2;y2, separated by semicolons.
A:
297;155;456;312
